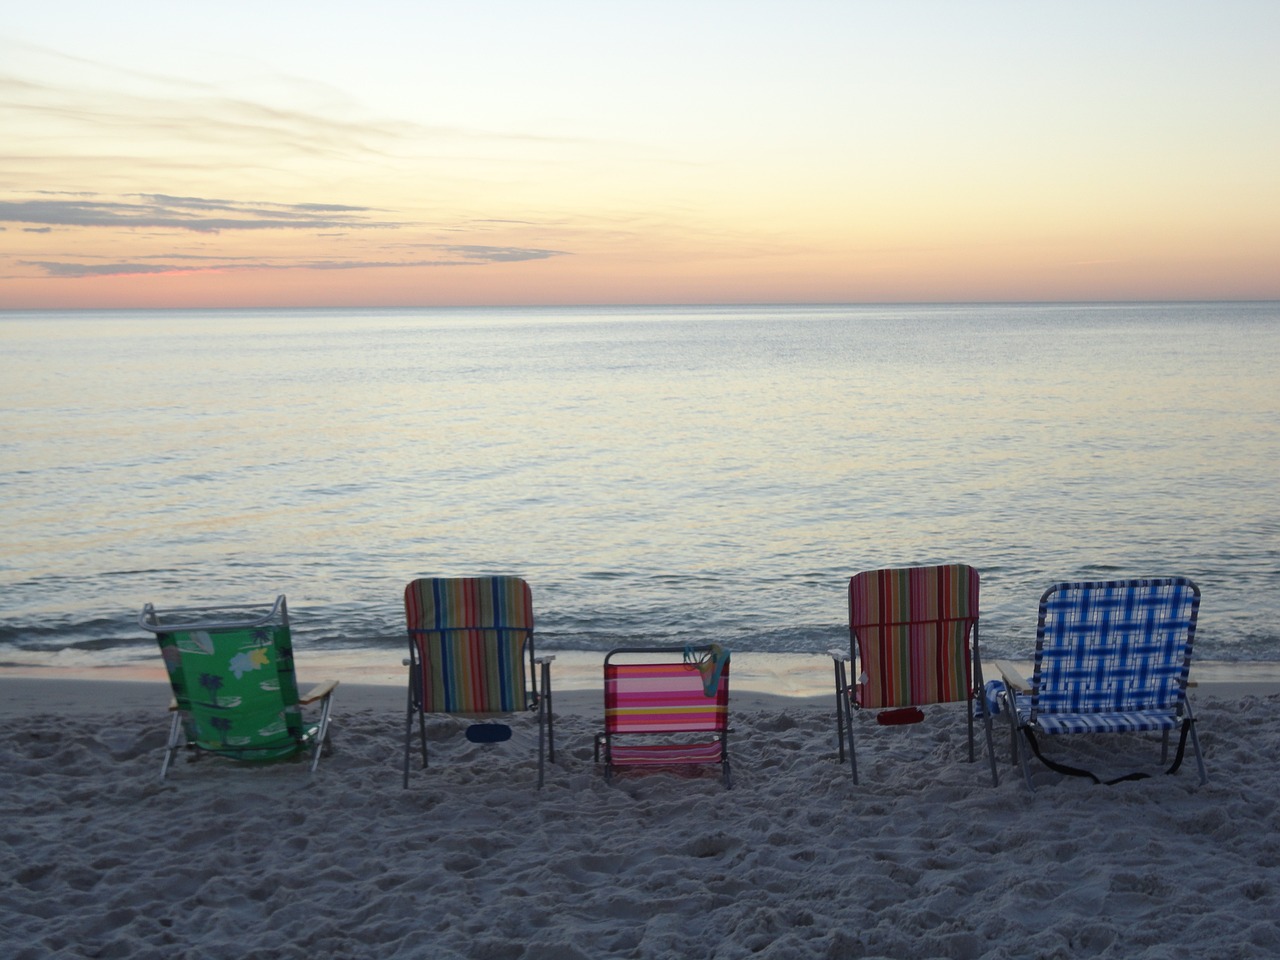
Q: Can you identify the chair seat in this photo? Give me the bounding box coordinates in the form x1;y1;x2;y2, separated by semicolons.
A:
608;740;726;766
1023;708;1182;736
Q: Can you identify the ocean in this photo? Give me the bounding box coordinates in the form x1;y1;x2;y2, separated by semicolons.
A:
2;301;1277;673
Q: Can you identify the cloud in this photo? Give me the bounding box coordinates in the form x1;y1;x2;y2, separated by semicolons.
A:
23;261;190;278
0;194;401;233
1;42;594;180
20;244;569;278
446;245;565;263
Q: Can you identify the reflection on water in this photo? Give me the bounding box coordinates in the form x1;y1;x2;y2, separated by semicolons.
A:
2;302;1277;665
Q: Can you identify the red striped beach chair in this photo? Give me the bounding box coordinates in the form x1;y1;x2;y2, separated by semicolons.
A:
995;578;1207;791
594;646;732;788
829;564;998;785
403;576;554;788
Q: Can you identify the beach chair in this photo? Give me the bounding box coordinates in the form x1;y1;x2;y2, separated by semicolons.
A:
594;645;732;788
829;564;998;785
139;595;338;779
403;576;554;788
995;578;1207;791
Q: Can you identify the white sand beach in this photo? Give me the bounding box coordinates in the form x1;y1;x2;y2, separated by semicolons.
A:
3;661;1280;959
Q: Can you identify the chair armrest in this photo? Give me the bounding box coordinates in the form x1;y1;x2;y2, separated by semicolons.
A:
994;660;1031;694
300;679;339;705
828;648;850;662
534;655;556;664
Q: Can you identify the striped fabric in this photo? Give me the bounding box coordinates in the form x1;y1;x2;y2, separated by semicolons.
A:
1033;710;1184;736
604;661;731;735
849;564;978;710
601;653;730;777
1024;578;1199;734
607;741;727;765
404;577;533;714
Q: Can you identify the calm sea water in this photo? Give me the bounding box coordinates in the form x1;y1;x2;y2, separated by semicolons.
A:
2;302;1277;670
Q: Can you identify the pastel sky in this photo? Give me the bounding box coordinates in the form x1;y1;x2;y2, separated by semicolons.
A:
3;0;1278;308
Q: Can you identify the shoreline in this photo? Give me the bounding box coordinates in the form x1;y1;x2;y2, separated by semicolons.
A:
3;651;1279;719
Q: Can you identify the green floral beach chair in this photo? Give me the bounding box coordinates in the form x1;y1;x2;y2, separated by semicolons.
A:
139;595;338;778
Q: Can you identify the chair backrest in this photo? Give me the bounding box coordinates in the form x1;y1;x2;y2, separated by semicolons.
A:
603;648;730;736
404;576;534;714
849;564;979;709
1030;578;1200;718
142;596;307;761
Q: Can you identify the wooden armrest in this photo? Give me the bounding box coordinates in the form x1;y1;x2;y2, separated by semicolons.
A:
828;648;850;662
994;660;1031;694
300;679;339;705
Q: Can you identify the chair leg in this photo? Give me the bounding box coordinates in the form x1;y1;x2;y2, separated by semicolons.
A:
418;709;428;765
543;660;555;764
403;688;425;788
1183;702;1208;785
832;658;857;782
843;696;858;784
160;711;182;780
402;698;411;788
309;692;335;774
1003;698;1021;765
980;703;999;787
848;733;858;782
1015;728;1037;792
537;682;547;791
966;701;976;763
833;658;847;763
1188;723;1208;785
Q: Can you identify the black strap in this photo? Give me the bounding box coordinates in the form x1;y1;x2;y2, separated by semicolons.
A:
1023;719;1193;785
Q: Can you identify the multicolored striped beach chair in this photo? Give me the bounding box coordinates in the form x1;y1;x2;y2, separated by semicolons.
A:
995;578;1207;791
403;576;554;788
594;645;732;788
139;595;338;778
829;564;998;785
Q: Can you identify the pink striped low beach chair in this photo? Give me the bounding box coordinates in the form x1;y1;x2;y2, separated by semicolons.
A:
829;564;998;786
594;645;732;788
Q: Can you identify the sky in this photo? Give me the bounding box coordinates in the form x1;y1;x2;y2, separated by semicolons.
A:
2;0;1279;309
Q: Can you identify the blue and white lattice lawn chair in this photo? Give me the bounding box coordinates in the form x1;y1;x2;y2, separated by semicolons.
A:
995;578;1207;791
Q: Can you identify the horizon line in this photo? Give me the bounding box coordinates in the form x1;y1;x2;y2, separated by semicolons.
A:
4;297;1279;314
